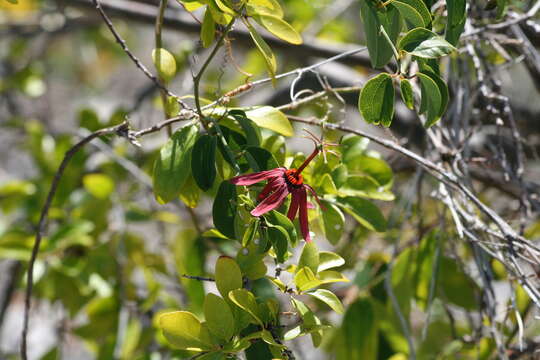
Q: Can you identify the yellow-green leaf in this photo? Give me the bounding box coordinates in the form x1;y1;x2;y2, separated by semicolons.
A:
246;0;284;17
215;256;243;299
253;14;302;45
204;293;235;341
152;48;177;82
294;267;322;292
245;19;277;79
228;289;263;325
245;106;294;137
308;289;344;314
201;8;216;48
298;242;319;275
159;311;214;351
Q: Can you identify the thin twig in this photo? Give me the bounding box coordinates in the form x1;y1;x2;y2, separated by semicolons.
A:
91;0;186;107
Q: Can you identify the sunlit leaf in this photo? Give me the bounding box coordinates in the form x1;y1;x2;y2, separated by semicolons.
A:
308;289;344;314
152;48;177;82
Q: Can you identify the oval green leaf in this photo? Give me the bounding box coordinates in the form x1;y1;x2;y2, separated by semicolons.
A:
392;1;426;28
400;78;415;110
245;20;277;79
245;106;294;137
201;8;216;48
159;311;214;351
228;289;263;325
318;251;345;272
359;73;395;127
152;48;177;82
417;72;442;127
191;134;217;191
153;125;198;204
398;28;456;58
212;181;237;238
445;0;466;46
204;293;235;342
298;242;319;275
254;14;302;45
215;256;243;299
308;289;344;314
322;202;345;245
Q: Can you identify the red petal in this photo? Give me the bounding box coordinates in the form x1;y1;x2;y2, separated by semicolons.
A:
298;187;311;242
251;184;290;217
287;189;300;220
230;168;286;186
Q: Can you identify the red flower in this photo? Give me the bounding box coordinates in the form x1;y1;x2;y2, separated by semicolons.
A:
230;143;324;242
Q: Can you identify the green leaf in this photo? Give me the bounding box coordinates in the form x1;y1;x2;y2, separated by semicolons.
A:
290;298;324;347
421;70;449;121
417;72;443;127
204;293;235;342
159;311;214;351
393;0;431;28
83;174;114;199
246;0;284;17
212;181;237;238
438;256;479;310
245;106;294;137
245;19;277;79
152;48;177;82
264;210;298;246
230;110;262;146
215;256;243;299
264;225;289;263
253;14;302;45
179;174;201;208
359;1;401;68
398;28;455;58
318;270;349;285
337;197;387;232
445;0;466;46
242;219;259;247
359;73;395;127
318;251;345;272
244;146;279;172
294;267;322;292
229;289;263;325
392;1;425;28
201;8;216;48
308;289;344;314
339;175;395;201
298;242;319;275
322;202;345;245
191;134;217;191
261;134;286;165
153;125;198;203
400;78;415;110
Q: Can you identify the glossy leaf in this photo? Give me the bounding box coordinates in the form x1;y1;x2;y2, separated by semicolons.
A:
294;267;322;292
191;134;217;191
318;251;345;272
421;69;449;122
212;181;237;238
245;106;294;137
229;289;263;325
246;0;284;17
152;48;177;82
264;225;289;263
153;125;198;204
159;311;214;351
264;210;298;246
398;28;455;58
359;1;401;68
245;19;277;79
201;8;216;47
308;289;344;314
337;197;387;232
322;202;345;245
298;242;319;275
392;1;425;28
400;78;415;109
253;14;302;45
417;72;443;127
215;256;243;299
204;293;235;342
359;73;395;127
394;0;431;28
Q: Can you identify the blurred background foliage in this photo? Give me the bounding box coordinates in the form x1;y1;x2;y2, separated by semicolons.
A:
1;0;540;359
